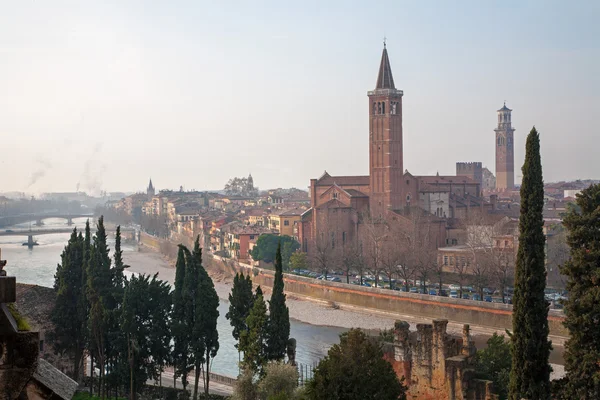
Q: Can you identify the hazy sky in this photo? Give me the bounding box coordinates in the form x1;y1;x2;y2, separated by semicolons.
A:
1;1;598;195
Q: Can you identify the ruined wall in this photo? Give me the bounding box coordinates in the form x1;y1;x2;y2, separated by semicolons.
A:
383;319;497;400
216;258;567;337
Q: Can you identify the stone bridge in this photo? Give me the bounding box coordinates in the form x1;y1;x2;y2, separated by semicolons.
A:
0;213;94;228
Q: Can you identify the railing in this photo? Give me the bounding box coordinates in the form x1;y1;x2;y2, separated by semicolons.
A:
297;361;318;386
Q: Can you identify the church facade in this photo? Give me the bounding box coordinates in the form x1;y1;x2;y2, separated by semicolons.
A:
298;45;486;257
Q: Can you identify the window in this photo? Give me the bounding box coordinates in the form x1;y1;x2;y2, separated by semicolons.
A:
331;232;335;249
460;256;466;266
284;220;289;226
450;256;454;265
373;103;376;115
333;192;338;199
452;239;458;245
382;102;385;114
504;240;509;247
443;256;448;266
342;231;347;244
250;235;255;240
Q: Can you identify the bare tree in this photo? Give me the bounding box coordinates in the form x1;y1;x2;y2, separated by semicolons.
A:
361;212;388;288
341;240;363;284
464;211;516;300
311;210;340;279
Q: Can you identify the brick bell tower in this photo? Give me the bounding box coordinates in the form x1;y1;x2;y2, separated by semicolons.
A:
494;102;515;190
368;42;404;217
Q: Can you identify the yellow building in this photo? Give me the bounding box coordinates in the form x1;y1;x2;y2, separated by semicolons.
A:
269;209;303;237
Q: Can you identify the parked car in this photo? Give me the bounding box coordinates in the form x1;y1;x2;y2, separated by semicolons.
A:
429;289;437;296
438;289;448;297
472;294;482;301
450;290;458;298
484;295;493;302
410;287;418;293
328;277;342;283
461;293;470;300
362;282;372;287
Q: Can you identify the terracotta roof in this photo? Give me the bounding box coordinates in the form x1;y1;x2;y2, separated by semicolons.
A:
376;45;395;89
344;189;369;197
278;208;304;216
417;175;478;185
316;174;370;186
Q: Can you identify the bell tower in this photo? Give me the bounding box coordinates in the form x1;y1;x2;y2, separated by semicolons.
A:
368;43;404;217
494;103;515;190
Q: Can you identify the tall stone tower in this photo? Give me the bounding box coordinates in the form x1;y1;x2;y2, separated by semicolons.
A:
368;44;404;217
494;103;515;190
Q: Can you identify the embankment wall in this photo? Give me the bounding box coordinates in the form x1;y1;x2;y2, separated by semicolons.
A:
139;233;567;338
214;257;567;338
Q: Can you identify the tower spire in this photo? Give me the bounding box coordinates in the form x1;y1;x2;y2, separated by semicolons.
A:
376;43;395;90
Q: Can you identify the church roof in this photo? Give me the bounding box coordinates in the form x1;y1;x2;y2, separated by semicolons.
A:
316;174;370;186
376;45;395;89
148;178;154;190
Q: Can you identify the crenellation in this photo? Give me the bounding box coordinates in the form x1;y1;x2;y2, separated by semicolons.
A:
383;319;498;400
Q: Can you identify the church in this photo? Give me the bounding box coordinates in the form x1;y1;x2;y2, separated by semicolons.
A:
298;44;486;257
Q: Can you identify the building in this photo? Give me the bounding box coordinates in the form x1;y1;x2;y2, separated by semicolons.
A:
495;103;515;190
147;178;155;198
299;44;449;257
482;167;496;191
268;208;304;237
456;162;483;187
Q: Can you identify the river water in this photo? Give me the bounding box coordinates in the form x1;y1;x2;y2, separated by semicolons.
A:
0;217;343;378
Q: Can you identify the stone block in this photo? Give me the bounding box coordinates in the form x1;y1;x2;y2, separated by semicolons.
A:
0;276;16;304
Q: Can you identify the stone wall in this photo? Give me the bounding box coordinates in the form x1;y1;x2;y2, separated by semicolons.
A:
214;258;568;338
382;320;498;400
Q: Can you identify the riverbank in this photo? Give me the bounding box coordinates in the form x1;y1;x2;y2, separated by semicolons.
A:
124;245;398;331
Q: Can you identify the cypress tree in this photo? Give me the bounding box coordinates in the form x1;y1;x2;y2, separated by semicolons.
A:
239;293;268;375
509;127;552;400
226;273;255;349
192;236;220;396
560;184;600;399
266;242;290;361
51;228;86;381
172;245;191;393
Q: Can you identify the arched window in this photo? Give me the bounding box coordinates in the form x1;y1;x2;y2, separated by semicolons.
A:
378;102;382;114
373;103;376;115
382;102;386;114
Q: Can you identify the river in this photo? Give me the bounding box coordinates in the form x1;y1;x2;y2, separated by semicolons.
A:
0;217;343;378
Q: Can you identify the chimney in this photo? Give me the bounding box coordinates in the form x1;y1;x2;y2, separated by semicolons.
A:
490;194;498;210
310;179;317;208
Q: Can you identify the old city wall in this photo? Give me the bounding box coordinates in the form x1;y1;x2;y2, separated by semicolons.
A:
217;258;567;338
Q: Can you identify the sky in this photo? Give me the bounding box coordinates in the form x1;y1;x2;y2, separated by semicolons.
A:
1;1;598;195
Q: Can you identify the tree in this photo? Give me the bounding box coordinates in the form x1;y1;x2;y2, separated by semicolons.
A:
51;228;86;381
559;184;600;399
475;333;511;400
227;273;255;349
361;212;387;288
240;293;269;375
266;243;290;361
86;216;113;398
341;241;363;284
258;362;299;400
121;273;172;399
289;252;308;272
172;245;192;393
191;237;220;396
251;234;300;269
306;329;407;400
509;127;552;400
